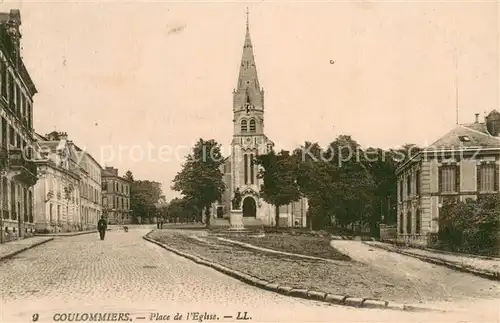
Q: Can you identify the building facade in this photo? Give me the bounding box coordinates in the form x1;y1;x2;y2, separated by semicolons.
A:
33;132;81;233
73;145;102;230
101;166;131;224
213;12;307;227
396;111;500;246
0;10;38;243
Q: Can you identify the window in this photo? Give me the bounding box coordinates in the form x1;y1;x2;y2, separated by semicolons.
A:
249;119;256;132
8;74;14;109
399;180;403;201
250;154;254;184
478;163;496;192
29;190;33;223
23;188;28;222
416;170;421;195
49;203;53;222
16;86;21;117
241;120;248;133
407;175;411;196
399;213;404;233
0;61;6;98
415;209;421;234
9;126;14;146
102;181;107;191
406;210;412;234
2;177;7;215
1;117;6;147
10;182;15;220
439;165;457;193
244;154;248;184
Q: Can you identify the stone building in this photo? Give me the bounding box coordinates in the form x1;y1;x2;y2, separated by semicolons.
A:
101;166;131;224
396;111;500;246
0;10;38;243
74;145;102;230
212;11;307;227
33;132;81;233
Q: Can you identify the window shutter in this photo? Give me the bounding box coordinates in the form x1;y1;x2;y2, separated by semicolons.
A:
438;166;443;193
477;165;481;193
495;163;499;191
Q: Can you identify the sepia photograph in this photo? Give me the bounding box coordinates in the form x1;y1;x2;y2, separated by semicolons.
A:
0;1;498;322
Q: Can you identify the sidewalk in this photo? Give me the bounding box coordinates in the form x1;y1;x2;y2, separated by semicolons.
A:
35;230;98;237
0;236;53;261
364;241;500;280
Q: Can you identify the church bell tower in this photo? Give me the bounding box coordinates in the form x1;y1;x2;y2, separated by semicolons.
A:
230;8;273;218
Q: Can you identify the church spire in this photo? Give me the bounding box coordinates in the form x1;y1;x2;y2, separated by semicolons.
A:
236;7;260;92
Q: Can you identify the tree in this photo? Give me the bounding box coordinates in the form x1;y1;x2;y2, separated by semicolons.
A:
256;149;301;231
130;180;163;223
439;194;500;255
124;170;134;182
293;142;336;230
364;148;398;232
292;135;377;233
171;139;225;226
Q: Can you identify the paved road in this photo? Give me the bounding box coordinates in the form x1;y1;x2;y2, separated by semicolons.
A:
331;240;500;306
0;228;496;322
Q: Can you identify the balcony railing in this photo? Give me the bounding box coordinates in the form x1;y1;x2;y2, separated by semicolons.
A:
7;148;38;186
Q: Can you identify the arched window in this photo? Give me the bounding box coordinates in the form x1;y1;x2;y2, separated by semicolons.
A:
241;120;248;132
249;119;256;132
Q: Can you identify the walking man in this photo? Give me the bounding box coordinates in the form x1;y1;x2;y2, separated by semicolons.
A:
98;215;108;240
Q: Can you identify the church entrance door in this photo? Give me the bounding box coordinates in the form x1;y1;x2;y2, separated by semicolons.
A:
242;197;257;217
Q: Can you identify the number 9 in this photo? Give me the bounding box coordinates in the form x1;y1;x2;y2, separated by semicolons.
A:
32;313;39;322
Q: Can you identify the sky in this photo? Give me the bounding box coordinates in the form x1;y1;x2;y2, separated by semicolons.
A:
1;0;498;199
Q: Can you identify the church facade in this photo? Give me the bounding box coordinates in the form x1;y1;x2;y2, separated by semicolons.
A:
212;12;308;227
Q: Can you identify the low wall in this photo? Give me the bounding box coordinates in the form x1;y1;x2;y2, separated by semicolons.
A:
379;224;397;240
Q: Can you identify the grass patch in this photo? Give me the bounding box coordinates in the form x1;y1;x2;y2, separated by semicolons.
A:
218;232;351;261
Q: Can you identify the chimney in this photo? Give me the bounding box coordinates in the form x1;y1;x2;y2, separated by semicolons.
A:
58;132;68;140
475;113;480;123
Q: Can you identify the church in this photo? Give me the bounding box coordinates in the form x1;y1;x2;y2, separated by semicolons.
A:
211;10;308;228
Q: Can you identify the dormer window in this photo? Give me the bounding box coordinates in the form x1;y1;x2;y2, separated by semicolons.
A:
241;120;248;133
458;135;470;142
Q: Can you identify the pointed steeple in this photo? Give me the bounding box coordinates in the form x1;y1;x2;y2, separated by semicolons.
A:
236;8;260;92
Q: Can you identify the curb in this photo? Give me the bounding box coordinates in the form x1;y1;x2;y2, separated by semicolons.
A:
143;233;443;313
331;236;377;241
364;242;500;281
0;238;54;261
35;230;100;237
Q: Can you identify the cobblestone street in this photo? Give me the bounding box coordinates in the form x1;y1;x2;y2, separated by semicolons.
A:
0;228;497;322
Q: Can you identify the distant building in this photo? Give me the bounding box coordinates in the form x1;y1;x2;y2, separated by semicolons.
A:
0;9;38;243
75;145;103;230
33;132;81;233
396;111;500;246
101;166;131;224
